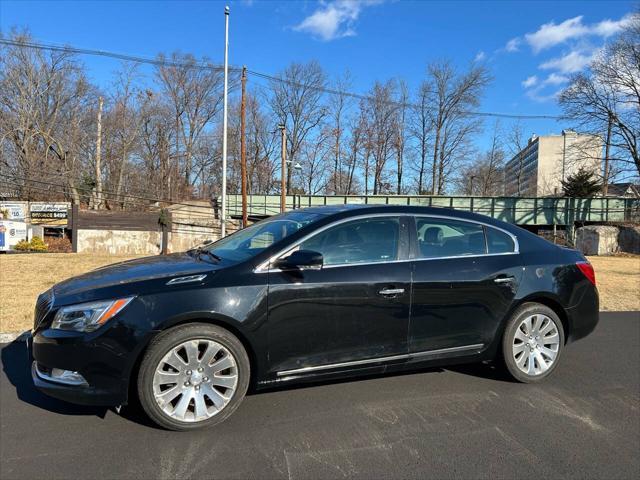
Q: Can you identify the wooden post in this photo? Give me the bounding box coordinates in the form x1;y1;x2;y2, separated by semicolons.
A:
71;204;79;253
160;209;170;255
240;67;248;227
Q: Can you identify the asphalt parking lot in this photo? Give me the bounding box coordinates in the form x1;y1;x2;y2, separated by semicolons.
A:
1;311;639;480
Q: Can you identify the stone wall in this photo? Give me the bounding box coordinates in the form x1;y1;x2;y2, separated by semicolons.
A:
618;225;640;254
575;224;640;255
76;229;162;255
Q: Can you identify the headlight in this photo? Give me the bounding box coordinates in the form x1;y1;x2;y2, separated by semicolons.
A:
51;297;134;332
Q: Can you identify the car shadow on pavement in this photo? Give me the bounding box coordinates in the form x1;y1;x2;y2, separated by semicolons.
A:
446;361;515;382
1;340;108;418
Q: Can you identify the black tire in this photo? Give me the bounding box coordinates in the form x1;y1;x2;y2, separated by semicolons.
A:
501;303;565;383
137;323;250;431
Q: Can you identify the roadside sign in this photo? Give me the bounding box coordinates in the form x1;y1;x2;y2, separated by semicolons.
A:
29;203;69;226
0;220;28;251
0;202;26;221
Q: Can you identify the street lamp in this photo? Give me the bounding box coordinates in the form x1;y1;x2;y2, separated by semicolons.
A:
278;124;286;212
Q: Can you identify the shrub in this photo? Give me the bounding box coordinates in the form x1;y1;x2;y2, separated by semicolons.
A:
14;236;48;252
14;239;31;251
45;236;72;253
29;236;48;252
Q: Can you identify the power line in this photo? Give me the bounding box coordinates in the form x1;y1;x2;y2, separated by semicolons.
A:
0;173;220;211
0;38;237;72
0;37;564;121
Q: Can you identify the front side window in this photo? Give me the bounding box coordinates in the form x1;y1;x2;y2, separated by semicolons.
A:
298;217;400;266
414;217;486;258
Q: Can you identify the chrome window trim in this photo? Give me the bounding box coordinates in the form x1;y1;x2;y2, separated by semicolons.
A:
276;343;484;377
255;212;407;273
254;212;519;274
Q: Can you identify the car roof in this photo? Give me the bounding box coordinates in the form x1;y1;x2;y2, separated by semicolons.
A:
294;204;510;228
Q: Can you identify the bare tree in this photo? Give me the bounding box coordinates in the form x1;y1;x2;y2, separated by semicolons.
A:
328;72;352;194
394;80;409;194
506;121;527;196
156;53;225;189
360;80;398;194
410;81;434;194
560;12;640;179
424;60;491;194
269;61;327;194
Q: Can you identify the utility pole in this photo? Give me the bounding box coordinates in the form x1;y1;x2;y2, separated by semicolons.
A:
94;96;104;210
603;113;613;196
279;124;287;213
240;66;248;227
220;5;230;237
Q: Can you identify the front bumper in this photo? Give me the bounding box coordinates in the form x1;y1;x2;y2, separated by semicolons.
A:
30;324;148;407
31;361;125;406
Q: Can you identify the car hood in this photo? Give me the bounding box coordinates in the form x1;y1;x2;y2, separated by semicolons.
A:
53;252;221;298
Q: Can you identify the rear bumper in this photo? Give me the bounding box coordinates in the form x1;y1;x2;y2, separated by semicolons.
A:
566;286;600;343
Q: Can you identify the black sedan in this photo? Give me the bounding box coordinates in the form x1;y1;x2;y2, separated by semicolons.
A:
30;205;599;430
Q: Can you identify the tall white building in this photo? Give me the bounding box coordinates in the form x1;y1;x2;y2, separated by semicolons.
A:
504;130;602;196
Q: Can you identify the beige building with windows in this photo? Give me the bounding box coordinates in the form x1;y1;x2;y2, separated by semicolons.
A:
504;130;602;197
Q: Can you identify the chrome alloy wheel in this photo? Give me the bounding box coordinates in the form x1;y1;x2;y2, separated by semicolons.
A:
152;339;239;422
512;314;560;376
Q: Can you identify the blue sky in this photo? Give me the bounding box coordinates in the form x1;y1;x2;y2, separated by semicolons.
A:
0;0;636;147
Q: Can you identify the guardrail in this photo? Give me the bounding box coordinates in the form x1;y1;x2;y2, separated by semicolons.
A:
225;194;640;226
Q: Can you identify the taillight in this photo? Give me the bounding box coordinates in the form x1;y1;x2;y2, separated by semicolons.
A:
576;261;596;286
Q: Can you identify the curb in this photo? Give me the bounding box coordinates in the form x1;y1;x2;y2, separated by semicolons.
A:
0;331;31;344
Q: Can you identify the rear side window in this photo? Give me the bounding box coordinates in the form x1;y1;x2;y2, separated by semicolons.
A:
299;217;400;266
486;227;515;254
414;217;486;258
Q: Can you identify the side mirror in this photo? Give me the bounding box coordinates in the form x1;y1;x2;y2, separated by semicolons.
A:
274;250;323;271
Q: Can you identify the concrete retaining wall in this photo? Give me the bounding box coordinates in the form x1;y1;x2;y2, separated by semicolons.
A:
76;229;162;255
618;225;640;254
575;226;620;255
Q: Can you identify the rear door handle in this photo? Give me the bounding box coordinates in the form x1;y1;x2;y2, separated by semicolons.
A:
379;288;405;296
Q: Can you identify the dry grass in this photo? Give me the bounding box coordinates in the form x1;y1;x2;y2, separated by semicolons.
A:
587;255;640;312
0;253;141;333
0;252;638;334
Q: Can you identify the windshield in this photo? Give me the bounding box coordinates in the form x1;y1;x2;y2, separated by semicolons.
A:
200;211;325;263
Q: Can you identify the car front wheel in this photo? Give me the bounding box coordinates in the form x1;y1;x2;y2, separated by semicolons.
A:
137;323;250;431
502;303;565;383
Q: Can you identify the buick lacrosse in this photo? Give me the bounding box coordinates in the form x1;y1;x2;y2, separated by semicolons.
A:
30;205;598;430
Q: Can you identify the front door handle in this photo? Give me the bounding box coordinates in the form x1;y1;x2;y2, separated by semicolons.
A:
379;288;405;296
494;276;515;284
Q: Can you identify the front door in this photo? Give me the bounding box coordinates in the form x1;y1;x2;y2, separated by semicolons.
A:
267;216;412;375
409;216;523;354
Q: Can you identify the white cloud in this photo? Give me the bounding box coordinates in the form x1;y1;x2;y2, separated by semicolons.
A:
542;72;569;86
592;14;634;37
522;75;538;88
475;51;486;62
525;16;588;53
524;14;633;53
293;0;383;41
505;37;521;52
539;49;596;74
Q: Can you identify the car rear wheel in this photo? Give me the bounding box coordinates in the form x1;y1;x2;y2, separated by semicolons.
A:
137;323;250;431
502;303;565;383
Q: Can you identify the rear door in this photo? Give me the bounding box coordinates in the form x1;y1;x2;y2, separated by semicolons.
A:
266;215;412;375
409;216;523;354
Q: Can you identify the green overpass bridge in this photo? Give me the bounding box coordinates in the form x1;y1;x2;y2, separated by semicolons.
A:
225;194;639;226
